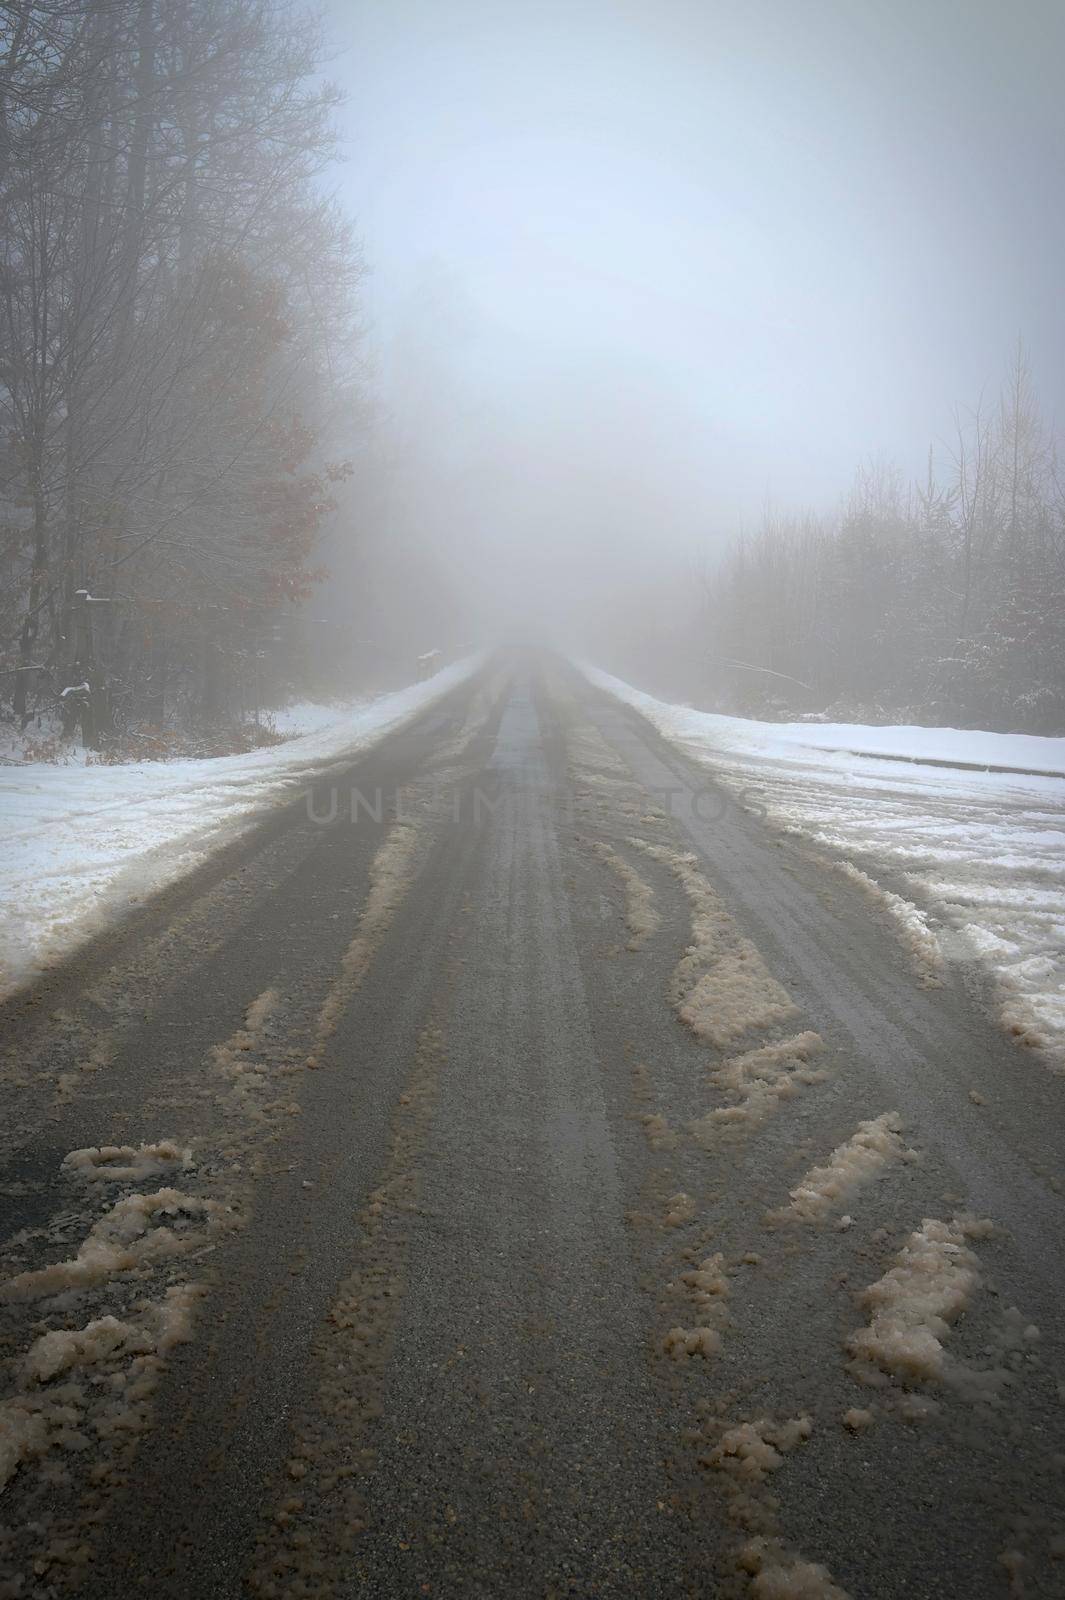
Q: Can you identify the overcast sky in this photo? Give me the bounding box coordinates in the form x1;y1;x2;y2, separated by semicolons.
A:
321;0;1065;632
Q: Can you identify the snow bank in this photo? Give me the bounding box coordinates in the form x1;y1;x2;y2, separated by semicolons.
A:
834;863;944;987
0;658;480;998
583;669;1065;776
264;698;373;738
584;665;1065;1065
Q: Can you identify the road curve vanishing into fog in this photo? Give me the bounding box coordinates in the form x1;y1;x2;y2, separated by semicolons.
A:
0;657;1063;1599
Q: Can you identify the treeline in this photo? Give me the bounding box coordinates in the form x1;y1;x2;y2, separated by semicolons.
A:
0;0;363;747
703;351;1065;732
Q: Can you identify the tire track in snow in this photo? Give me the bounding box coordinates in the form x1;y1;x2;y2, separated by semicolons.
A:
0;820;325;1124
559;672;1063;1597
583;837;661;950
0;837;427;1593
58;687;502;1599
582;680;1065;1291
0;1148;241;1591
563;708;855;1591
308;820;424;1063
247;1022;446;1598
630;840;802;1051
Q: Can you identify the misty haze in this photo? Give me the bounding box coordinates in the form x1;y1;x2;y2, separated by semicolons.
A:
0;2;1063;1596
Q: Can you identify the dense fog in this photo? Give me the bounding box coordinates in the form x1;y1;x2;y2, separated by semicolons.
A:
3;0;1064;737
321;0;1065;721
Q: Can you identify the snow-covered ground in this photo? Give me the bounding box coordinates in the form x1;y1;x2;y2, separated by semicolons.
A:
583;665;1065;1068
0;659;479;999
0;696;375;765
264;699;375;739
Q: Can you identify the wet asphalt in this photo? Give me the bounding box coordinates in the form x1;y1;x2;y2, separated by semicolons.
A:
0;658;1063;1599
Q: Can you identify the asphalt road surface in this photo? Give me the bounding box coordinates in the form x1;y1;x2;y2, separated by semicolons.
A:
0;658;1062;1599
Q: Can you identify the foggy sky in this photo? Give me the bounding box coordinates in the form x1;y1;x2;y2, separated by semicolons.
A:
322;0;1065;643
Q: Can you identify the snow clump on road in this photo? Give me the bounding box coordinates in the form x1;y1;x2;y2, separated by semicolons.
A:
0;1282;205;1493
61;1142;191;1184
847;1214;994;1384
587;839;660;949
631;841;800;1048
0;1189;227;1304
690;1032;827;1144
769;1114;912;1225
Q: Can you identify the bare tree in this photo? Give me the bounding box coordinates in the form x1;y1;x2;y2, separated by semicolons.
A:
0;0;365;744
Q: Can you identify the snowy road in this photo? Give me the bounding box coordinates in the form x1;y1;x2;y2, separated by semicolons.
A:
583;667;1065;1069
0;659;481;999
0;660;1062;1598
